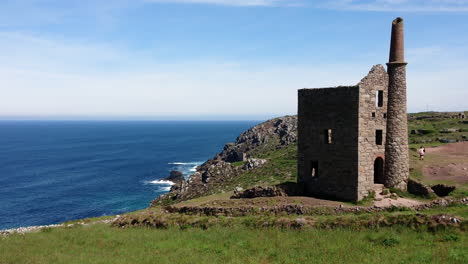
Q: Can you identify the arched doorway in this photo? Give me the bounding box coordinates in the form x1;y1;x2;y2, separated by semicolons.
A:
374;157;384;184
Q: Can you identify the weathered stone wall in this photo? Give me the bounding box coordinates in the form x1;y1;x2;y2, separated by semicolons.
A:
298;86;360;201
356;65;389;200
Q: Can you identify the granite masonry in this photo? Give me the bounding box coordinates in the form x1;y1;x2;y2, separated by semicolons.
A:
298;17;409;201
384;17;410;190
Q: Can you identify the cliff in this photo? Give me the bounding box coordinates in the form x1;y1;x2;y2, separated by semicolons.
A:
150;115;298;206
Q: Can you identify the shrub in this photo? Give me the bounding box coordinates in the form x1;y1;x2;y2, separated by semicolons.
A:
381;236;401;247
442;233;460;242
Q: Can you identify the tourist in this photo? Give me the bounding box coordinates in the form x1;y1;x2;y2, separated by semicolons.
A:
418;146;426;160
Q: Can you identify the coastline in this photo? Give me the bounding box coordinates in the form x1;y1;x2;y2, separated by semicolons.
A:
0;215;121;236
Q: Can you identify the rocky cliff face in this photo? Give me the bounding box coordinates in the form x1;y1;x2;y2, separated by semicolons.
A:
217;115;297;162
150;115;297;206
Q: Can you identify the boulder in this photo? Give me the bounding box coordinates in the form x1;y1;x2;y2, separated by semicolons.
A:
164;171;185;184
242;158;267;170
231;186;286;199
431;184;456;197
407;179;434;197
201;161;241;183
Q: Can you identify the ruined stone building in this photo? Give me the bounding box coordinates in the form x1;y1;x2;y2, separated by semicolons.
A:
298;18;409;201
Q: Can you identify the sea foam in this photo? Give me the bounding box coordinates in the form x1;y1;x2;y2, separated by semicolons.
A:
168;162;201;165
147;180;175;185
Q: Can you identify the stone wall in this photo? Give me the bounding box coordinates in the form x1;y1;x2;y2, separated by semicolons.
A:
356;65;389;200
298;86;360;201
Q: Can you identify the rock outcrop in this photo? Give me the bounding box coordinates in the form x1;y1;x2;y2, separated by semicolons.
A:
431;184;456;197
407;179;434;197
231;186;286;199
216;115;297;162
165;171;185;184
150;116;297;206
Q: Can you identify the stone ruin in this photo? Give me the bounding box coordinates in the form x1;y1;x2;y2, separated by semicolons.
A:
298;17;409;201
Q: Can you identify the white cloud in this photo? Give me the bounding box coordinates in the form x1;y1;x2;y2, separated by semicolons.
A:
0;32;365;117
320;0;468;12
142;0;296;6
0;32;467;118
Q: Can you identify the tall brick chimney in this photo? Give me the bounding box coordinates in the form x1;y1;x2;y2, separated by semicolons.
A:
384;17;409;190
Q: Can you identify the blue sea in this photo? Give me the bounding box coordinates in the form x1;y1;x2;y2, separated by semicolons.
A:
0;120;258;230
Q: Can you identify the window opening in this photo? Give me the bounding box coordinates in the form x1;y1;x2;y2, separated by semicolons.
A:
376;130;383;145
376;90;384;107
324;129;333;144
310;161;319;178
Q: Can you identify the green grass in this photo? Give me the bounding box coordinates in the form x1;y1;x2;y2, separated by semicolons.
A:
408;112;468;145
189;143;298;198
355;191;376;206
231;161;245;167
1;224;467;264
225;143;297;188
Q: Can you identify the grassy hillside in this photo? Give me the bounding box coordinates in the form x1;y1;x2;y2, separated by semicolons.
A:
207;143;298;195
408;112;467;147
1;112;467;264
1;205;467;264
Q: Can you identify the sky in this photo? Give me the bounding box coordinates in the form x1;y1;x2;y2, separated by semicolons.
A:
1;0;467;120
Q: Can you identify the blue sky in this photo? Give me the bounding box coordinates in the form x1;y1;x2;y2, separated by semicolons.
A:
1;0;467;120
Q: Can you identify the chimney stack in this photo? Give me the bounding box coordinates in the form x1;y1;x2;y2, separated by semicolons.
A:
389;17;405;63
384;17;409;190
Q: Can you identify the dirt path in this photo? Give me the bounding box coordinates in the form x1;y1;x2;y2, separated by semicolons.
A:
422;142;468;184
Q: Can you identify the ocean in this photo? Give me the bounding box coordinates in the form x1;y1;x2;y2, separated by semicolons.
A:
0;120;258;230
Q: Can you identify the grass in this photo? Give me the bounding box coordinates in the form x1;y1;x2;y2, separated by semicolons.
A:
186;143;298;199
355;191;376;206
231;143;298;188
1;224;467;264
408;112;467;145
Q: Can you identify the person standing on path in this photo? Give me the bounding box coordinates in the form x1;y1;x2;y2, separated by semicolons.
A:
418;146;426;160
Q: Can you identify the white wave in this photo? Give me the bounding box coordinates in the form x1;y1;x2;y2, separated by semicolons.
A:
158;186;171;192
189;165;198;172
168;161;202;165
147;180;174;185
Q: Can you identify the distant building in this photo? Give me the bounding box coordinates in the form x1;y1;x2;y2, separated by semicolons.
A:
297;18;409;201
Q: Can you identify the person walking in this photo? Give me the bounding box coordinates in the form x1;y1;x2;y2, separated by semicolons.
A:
418;146;426;160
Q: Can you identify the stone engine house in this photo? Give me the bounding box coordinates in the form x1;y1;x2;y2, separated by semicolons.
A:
298;18;409;201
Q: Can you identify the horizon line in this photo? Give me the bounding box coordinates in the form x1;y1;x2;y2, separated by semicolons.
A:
0;110;466;121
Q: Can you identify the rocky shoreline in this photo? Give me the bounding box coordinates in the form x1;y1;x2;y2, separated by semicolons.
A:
151;115;297;205
0;215;121;237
